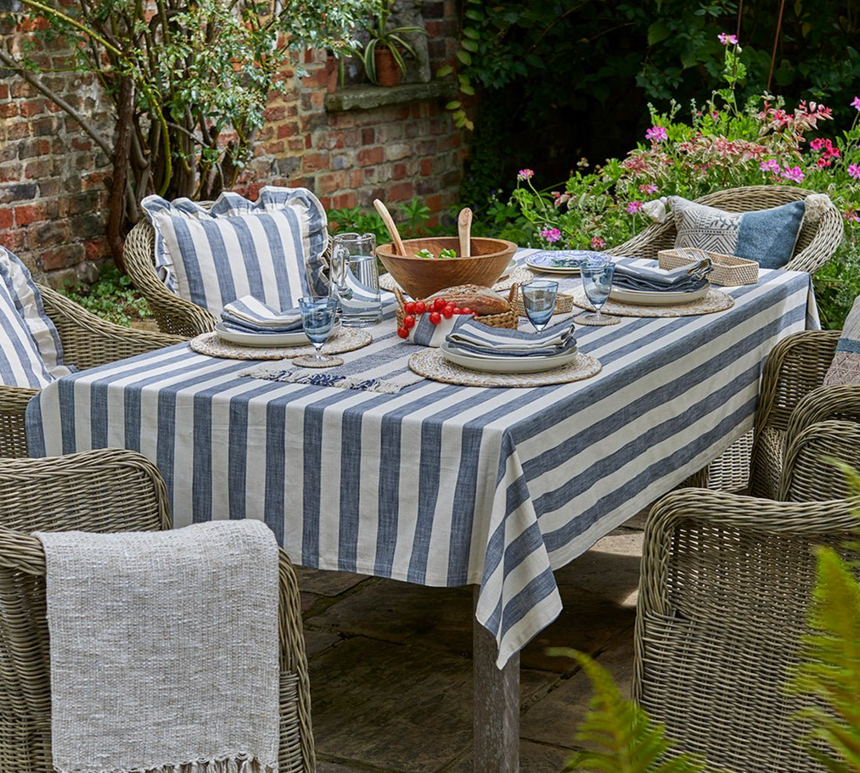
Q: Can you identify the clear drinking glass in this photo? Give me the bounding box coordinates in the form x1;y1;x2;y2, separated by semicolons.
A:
521;279;559;332
299;296;338;364
331;232;382;327
580;260;616;324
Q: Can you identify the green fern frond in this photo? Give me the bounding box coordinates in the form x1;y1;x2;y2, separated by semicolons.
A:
548;648;713;773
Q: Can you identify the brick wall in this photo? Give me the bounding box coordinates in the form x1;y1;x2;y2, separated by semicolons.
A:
0;0;466;287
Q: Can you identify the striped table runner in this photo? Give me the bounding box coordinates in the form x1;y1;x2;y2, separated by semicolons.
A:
26;253;818;667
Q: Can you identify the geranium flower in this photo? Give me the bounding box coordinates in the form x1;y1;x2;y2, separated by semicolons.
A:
817;157;832;168
849;164;860;180
781;166;805;183
810;138;825;150
718;32;738;45
517;169;534;181
590;237;606;250
540;227;561;243
638;183;658;194
626;201;643;214
845;210;860;223
852;97;860;111
760;159;780;173
645;126;668;143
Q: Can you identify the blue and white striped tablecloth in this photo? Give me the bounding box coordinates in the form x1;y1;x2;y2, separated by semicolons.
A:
26;253;818;667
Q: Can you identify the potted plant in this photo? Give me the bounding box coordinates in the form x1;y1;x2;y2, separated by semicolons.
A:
356;0;427;87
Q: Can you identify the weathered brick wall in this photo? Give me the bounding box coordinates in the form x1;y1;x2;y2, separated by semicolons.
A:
0;0;465;287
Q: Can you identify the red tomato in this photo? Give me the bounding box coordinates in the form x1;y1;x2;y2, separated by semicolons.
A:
442;306;454;319
432;298;447;312
429;311;442;325
461;307;473;315
404;301;416;315
414;301;427;315
403;314;416;329
397;326;409;339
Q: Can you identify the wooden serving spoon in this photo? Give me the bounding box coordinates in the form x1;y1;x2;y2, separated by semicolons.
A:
457;207;473;258
373;199;406;256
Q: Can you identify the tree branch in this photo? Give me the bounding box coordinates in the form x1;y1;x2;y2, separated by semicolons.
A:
0;46;114;161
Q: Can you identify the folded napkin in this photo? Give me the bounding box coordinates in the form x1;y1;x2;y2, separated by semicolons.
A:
445;316;576;358
35;520;280;773
221;295;302;333
611;257;712;293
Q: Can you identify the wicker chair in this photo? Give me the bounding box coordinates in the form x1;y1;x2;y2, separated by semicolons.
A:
0;286;182;458
124;216;332;338
608;185;844;274
608;185;845;494
635;479;860;771
0;448;315;773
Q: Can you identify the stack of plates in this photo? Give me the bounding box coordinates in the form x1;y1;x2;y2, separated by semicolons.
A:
608;285;709;307
526;250;606;274
214;322;340;348
440;341;579;374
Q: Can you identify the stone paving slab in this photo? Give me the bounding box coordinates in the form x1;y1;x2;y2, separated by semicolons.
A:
443;740;573;773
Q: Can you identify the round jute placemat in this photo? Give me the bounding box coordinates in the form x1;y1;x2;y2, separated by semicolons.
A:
408;349;602;388
189;327;372;361
566;287;734;318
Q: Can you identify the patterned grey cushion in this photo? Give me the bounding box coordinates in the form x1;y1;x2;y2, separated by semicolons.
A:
823;295;860;386
670;196;806;270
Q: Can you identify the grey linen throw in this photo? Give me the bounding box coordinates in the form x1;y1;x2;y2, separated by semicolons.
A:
35;520;280;773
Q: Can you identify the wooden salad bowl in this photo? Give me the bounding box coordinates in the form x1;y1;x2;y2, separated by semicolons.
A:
376;237;517;299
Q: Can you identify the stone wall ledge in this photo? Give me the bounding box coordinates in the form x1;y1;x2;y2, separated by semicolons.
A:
325;81;457;112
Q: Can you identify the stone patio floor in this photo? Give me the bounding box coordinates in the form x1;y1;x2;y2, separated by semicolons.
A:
295;511;646;773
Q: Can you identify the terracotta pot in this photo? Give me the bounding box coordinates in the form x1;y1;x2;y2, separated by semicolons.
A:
374;46;402;87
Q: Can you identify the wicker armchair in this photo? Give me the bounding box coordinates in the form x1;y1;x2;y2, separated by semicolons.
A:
0;286;182;458
608;185;844;274
635;482;860;773
0;449;315;773
124;216;332;338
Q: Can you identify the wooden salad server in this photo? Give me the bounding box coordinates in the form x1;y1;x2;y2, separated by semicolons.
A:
373;199;406;256
457;207;473;258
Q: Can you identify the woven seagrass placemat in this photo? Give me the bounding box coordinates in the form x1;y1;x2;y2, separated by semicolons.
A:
408;349;601;388
189;327;372;361
566;287;734;318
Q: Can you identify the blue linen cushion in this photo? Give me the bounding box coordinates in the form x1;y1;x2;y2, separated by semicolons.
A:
0;247;71;387
824;295;860;386
141;187;329;318
669;196;806;270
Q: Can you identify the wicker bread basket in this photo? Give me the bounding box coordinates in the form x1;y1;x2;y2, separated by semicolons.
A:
394;284;518;329
658;247;758;286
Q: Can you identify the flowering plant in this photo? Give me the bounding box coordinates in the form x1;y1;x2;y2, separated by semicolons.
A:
507;37;860;328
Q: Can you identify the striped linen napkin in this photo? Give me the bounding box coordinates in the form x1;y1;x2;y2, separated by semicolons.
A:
612;257;712;292
220;295;303;333
445;317;576;358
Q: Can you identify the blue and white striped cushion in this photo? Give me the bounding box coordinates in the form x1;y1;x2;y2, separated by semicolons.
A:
141;187;329;318
0;247;70;387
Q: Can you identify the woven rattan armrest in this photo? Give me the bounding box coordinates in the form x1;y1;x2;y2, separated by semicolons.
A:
780;419;860;501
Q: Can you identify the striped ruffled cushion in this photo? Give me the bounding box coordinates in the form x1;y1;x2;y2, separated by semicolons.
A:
0;248;71;388
142;187;329;318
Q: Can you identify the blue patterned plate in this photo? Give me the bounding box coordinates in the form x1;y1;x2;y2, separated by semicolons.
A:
525;250;609;273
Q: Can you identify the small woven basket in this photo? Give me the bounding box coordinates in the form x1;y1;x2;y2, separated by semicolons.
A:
658;247;758;286
394;285;518;329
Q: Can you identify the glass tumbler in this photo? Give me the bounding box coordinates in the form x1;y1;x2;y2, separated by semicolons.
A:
331;232;383;327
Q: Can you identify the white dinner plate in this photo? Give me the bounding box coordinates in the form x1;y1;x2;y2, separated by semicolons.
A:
440;342;579;373
608;285;709;307
214;322;340;348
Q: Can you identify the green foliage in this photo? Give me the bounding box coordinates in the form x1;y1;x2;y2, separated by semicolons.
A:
548;648;712;773
6;0;374;208
496;45;860;329
348;0;426;85
328;198;435;244
61;266;151;328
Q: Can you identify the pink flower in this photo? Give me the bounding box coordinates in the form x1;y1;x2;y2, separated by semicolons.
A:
626;201;643;214
852;97;860;111
760;159;780;173
849;165;860;180
845;210;860;223
638;183;658;194
718;32;738;45
590;236;606;250
810;138;825;150
818;157;832;168
517;169;534;181
781;166;805;183
540;227;561;243
645;126;668;143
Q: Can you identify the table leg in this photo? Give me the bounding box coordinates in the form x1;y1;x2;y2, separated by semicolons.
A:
473;587;520;773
